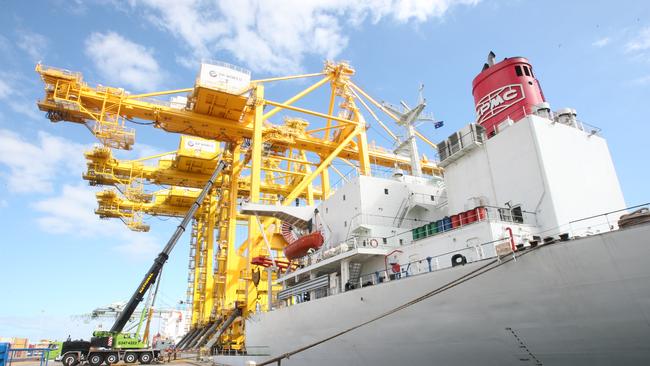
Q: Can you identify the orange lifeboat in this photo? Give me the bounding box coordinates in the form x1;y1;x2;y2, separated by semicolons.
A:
284;231;324;260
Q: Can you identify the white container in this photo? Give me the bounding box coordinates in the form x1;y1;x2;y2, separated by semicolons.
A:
169;96;188;109
197;61;251;93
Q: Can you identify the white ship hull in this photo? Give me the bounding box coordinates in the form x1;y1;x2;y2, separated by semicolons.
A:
215;223;650;365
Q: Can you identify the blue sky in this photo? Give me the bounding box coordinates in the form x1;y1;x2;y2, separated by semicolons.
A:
1;0;649;341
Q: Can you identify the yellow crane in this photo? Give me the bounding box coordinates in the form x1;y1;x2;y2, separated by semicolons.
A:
35;60;443;353
85;140;293;330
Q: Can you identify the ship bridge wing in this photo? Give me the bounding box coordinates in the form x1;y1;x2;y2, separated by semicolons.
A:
240;202;314;230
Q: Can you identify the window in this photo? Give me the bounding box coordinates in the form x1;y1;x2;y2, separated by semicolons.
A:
515;65;523;76
325;207;328;213
344;221;347;227
384;188;389;195
523;66;531;77
382;238;387;244
499;205;524;223
498;207;512;222
399;239;404;245
430;195;435;201
512;205;524;223
343;194;346;201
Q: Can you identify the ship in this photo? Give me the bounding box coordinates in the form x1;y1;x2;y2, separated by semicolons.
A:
210;53;650;365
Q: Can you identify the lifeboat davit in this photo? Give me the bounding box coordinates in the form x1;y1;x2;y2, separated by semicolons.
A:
284;231;324;260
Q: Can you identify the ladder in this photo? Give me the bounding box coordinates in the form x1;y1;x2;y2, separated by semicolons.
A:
349;262;362;288
393;196;411;228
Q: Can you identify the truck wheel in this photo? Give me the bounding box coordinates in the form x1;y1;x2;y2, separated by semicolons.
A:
105;353;119;365
89;354;104;366
139;352;153;364
124;353;137;363
62;354;78;366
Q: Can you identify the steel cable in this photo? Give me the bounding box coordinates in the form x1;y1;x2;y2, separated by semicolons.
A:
257;246;540;365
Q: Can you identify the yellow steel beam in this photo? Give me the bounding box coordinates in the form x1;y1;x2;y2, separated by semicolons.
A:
283;127;360;204
84;147;322;198
264;100;358;126
125;88;193;100
350;87;398;141
225;143;244;310
305;124;346;135
261;76;331;121
252;72;325;84
247;85;264;313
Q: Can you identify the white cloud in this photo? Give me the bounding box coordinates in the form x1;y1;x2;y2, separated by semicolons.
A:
625;27;650;53
0;129;87;193
16;30;48;61
0;79;10;99
32;183;161;259
113;142;166;161
113;235;161;259
592;37;610;48
32;184;103;235
0;72;43;120
631;75;650;85
126;0;480;73
84;31;165;91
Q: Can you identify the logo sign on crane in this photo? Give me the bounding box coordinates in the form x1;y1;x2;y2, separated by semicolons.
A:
185;138;217;153
475;84;525;124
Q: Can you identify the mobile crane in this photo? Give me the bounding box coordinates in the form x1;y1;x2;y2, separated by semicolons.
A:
57;160;227;366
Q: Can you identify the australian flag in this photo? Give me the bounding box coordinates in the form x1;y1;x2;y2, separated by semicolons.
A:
434;121;444;129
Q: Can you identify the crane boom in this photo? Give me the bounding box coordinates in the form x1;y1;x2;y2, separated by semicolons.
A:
110;159;227;333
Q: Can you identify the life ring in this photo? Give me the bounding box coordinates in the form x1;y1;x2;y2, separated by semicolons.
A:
370;238;379;248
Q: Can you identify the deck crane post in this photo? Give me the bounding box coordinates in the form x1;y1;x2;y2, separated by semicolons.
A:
57;160;227;366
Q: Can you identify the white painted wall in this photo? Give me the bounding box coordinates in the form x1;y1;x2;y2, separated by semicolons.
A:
319;175;445;246
444;115;626;237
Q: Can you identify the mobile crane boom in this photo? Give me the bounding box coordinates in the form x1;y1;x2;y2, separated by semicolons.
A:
110;159;226;333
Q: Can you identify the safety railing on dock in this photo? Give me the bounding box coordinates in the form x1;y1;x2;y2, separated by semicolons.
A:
3;347;52;366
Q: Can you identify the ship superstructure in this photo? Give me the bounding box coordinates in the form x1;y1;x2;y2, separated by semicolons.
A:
243;53;626;309
212;54;648;365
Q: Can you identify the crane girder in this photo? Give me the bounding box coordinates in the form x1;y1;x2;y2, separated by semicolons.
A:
83;145;323;199
35;63;442;176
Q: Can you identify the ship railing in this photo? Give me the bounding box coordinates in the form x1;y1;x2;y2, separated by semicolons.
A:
410;205;537;243
330;164;434;193
408;192;446;207
355;238;509;289
349;212;432;230
330;166;359;191
482;205;538;226
534;202;650;239
491;105;602;137
304;237;366;266
438;128;484;165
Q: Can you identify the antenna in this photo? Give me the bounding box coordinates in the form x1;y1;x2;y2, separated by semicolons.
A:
382;85;434;177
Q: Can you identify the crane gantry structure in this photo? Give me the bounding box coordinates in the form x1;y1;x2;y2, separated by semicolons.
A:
84;136;309;328
35;60;443;353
